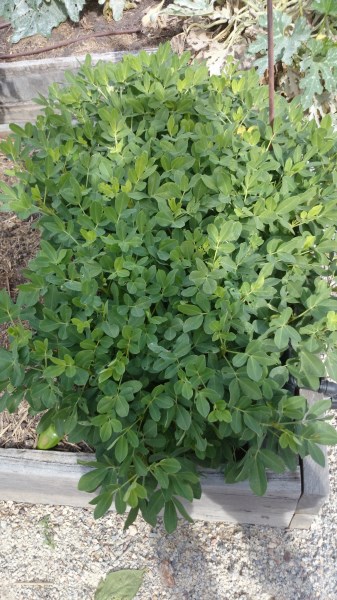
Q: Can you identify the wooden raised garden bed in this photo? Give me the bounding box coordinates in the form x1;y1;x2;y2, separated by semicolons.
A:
0;393;329;529
0;38;331;530
0;49;157;135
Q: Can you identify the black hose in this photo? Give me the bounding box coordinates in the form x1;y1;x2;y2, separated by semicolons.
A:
317;379;337;399
287;376;337;408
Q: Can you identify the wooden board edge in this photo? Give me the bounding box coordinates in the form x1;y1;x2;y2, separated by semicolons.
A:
0;124;10;138
0;48;158;71
0;448;301;527
0;48;159;127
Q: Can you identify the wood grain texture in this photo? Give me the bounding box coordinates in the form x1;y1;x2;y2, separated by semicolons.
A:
288;390;330;529
0;49;157;125
0;124;10;138
0;448;301;527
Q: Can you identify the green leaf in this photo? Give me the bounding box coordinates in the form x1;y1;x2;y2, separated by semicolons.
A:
163;500;178;533
172;497;194;523
304;422;337;445
280;395;306;418
133;455;148;476
93;491;114;519
196;394;210;418
160;458;181;474
178;304;203;316
100;421;112;443
115;436;128;463
115;489;127;514
176;405;192;430
274;327;290;350
239;379;262;400
312;0;337;15
269;366;289;387
300;350;325;379
123;506;140;530
259;449;285;473
249;459;267;496
142;490;165;527
250;12;310;72
325;354;337;382
307;399;331;417
300;46;337;109
94;568;146;600
307;441;326;467
43;364;65;378
183;314;204;332
246;356;263;382
78;468;108;493
0;0;73;43
243;412;262;436
0;348;14;380
153;467;169;489
202;278;217;295
101;322;120;338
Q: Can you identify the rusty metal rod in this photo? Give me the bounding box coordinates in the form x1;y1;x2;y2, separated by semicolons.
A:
267;0;275;129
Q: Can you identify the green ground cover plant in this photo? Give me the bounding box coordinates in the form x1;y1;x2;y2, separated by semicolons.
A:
1;45;337;532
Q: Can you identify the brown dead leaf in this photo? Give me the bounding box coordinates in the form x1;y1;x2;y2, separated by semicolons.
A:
203;44;227;75
184;29;209;52
279;67;301;101
142;1;165;28
170;32;186;54
159;559;175;588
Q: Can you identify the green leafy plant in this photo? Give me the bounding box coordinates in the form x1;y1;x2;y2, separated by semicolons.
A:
0;0;85;43
249;9;337;117
312;0;337;17
249;11;311;73
299;38;337;110
0;0;127;43
1;45;337;533
38;514;56;548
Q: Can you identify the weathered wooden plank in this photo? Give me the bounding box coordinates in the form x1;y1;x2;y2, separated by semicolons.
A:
0;448;301;527
0;101;43;125
0;124;10;138
288;390;330;529
0;449;96;507
0;49;157;125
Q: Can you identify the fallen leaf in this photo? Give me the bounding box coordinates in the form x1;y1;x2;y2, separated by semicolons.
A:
94;569;146;600
170;32;186;54
159;559;175;588
185;29;209;51
141;1;165;28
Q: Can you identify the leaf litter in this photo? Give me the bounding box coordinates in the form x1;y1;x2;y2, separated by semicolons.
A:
94;568;146;600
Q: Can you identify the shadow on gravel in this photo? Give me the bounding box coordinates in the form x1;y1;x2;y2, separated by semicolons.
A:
148;516;326;600
146;439;337;600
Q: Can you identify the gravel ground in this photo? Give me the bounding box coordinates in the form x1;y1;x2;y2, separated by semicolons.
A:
0;417;336;600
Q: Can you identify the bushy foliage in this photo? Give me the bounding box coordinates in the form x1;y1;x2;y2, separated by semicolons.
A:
1;46;337;531
250;9;337;116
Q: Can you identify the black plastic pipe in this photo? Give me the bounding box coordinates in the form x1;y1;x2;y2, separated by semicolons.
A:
288;376;337;409
317;379;337;409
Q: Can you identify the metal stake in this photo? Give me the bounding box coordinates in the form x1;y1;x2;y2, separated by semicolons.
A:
267;0;275;129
